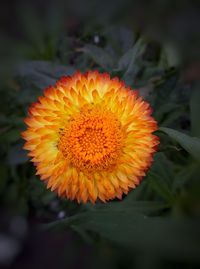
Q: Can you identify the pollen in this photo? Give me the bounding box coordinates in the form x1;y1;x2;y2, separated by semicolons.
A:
58;105;124;173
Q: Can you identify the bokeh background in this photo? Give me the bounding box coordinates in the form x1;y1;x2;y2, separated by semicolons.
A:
0;0;200;268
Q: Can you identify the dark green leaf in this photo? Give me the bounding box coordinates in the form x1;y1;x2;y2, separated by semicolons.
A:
154;103;183;125
123;180;150;202
146;153;174;202
152;70;179;109
104;26;134;54
95;200;168;216
0;165;8;194
19;5;45;53
173;164;200;191
80;44;115;71
7;143;28;165
0;128;21;143
16;61;75;89
160;127;200;162
190;84;200;138
116;38;146;84
45;210;200;262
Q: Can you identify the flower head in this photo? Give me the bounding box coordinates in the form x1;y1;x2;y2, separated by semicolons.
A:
22;71;159;203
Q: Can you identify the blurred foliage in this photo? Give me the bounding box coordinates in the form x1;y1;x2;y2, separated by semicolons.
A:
0;1;200;269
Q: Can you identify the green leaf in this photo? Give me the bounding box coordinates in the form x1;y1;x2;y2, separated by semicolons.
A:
45;210;200;262
79;44;115;71
7;143;28;165
160;127;200;162
16;61;75;89
151;153;174;184
29;176;56;207
116;38;146;84
19;4;45;53
173;164;200;191
104;26;134;54
123;180;150;202
0;128;21;143
152;70;179;109
18;3;64;60
95;200;168;216
154;103;183;126
146;153;174;202
0;165;8;195
190;84;200;138
159;44;179;68
159;108;184;127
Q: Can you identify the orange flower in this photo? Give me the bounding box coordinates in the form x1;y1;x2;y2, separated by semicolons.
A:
22;71;159;203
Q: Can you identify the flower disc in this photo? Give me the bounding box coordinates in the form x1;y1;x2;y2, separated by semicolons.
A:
22;71;159;203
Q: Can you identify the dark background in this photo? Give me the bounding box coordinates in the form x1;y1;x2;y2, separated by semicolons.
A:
0;1;200;269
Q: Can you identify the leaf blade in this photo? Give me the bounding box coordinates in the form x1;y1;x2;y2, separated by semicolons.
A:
160;127;200;162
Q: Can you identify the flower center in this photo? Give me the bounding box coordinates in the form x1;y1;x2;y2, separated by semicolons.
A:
58;104;124;173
